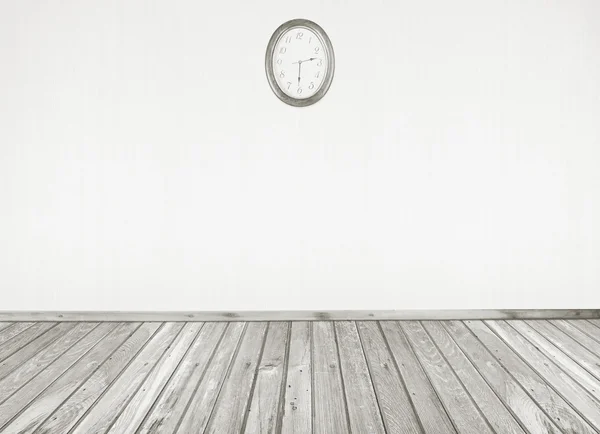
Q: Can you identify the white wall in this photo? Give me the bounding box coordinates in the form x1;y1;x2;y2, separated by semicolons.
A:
1;0;599;311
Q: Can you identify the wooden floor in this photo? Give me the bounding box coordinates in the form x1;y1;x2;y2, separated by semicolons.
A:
0;320;599;433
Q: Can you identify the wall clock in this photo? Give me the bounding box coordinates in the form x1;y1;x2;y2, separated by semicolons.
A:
265;19;335;107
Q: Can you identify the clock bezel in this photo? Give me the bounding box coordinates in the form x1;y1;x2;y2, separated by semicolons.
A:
265;19;335;107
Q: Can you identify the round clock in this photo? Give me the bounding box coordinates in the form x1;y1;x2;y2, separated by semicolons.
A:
265;19;335;107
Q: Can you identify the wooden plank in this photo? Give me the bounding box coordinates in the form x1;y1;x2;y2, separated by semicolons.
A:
0;322;73;380
0;323;13;333
442;320;561;434
510;320;600;401
244;322;289;434
106;322;204;433
0;323;98;403
312;321;351;434
552;320;600;357
33;322;167;434
0;322;141;433
0;323;55;362
527;320;600;380
0;323;116;428
466;320;596;434
568;320;600;344
380;321;456;433
281;321;313;434
487;320;600;430
174;322;246;433
422;321;525;434
334;321;385;434
0;322;34;346
63;322;182;433
401;321;493;434
203;322;268;434
356;321;421;433
136;322;230;434
0;309;598;322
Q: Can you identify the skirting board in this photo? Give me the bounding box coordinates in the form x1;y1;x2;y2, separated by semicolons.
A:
0;309;598;322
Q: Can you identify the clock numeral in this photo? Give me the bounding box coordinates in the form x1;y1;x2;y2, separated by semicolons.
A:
317;59;323;67
315;71;320;78
276;58;282;65
280;71;285;78
297;87;303;94
279;47;286;54
287;82;291;90
314;47;320;54
285;35;292;43
296;32;303;40
309;82;315;90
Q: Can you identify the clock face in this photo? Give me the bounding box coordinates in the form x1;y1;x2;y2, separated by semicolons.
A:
265;20;335;107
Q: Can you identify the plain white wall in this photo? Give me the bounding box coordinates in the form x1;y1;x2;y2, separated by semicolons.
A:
1;0;599;311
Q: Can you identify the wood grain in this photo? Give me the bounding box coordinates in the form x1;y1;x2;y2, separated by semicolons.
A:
509;320;600;402
487;320;600;430
203;322;268;434
527;320;600;380
0;322;98;403
0;323;34;346
422;321;525;434
380;321;456;433
0;322;140;433
442;320;561;434
568;320;600;344
0;322;72;380
0;323;13;333
0;322;56;362
106;323;204;433
551;320;600;358
34;322;167;434
136;322;229;434
401;321;493;434
312;321;350;434
467;320;595;434
244;322;289;434
281;321;312;434
356;321;422;433
175;322;246;433
334;321;385;434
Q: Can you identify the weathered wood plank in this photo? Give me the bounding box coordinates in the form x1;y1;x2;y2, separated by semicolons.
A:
422;321;525;434
356;321;422;433
136;322;229;434
487;320;600;430
568;320;600;344
0;323;56;362
551;320;600;357
510;320;600;401
281;321;313;434
0;322;72;380
442;320;561;434
0;322;98;403
105;323;204;433
0;322;140;433
203;322;268;434
312;321;350;434
401;321;493;434
380;321;456;433
527;320;600;380
0;323;13;333
335;321;385;434
1;309;598;322
0;322;34;346
244;322;289;434
33;322;166;434
467;320;595;434
174;322;246;433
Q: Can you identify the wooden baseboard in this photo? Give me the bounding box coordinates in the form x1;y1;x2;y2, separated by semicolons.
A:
0;309;598;322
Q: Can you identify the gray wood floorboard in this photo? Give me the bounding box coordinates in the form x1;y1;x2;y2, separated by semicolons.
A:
1;319;599;434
